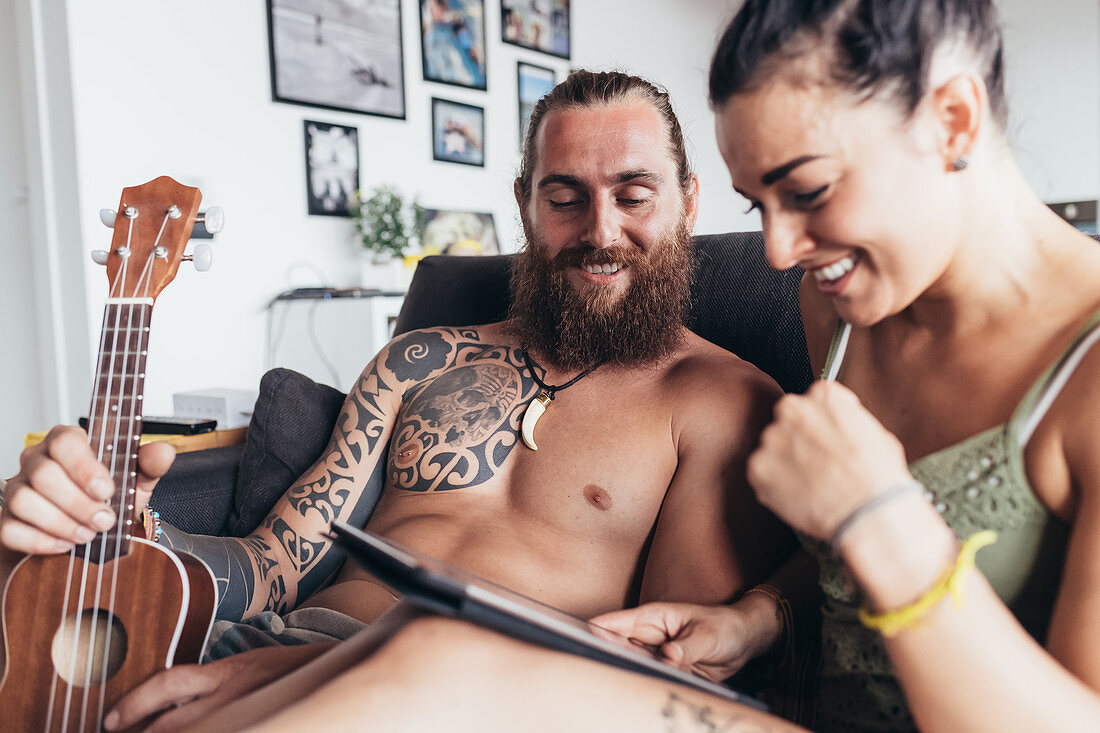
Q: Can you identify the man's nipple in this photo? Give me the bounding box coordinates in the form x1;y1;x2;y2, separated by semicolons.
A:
583;484;612;511
394;442;422;469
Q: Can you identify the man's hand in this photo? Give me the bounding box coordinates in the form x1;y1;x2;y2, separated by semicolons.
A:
0;426;175;554
592;596;781;683
103;643;331;732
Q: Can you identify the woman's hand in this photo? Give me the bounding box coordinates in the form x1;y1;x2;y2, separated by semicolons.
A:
0;426;174;554
592;595;781;683
746;381;914;542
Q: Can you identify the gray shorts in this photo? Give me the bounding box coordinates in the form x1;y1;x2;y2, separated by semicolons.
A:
204;607;366;662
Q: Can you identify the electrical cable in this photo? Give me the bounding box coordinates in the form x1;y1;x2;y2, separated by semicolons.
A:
307;298;341;387
266;298;293;371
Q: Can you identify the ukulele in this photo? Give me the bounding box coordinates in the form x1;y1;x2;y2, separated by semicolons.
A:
0;176;219;732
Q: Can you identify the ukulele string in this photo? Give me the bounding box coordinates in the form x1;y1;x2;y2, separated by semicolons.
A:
84;214;143;726
93;213;163;730
45;289;113;730
83;210;156;729
54;225;133;732
47;294;118;733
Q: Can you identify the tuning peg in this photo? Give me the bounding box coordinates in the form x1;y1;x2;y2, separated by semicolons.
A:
91;250;109;265
99;209;116;228
197;206;224;234
183;242;213;272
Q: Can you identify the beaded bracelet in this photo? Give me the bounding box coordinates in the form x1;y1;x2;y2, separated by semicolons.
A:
142;506;163;543
858;530;997;637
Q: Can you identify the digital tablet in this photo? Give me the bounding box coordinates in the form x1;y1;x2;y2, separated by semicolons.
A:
329;520;768;712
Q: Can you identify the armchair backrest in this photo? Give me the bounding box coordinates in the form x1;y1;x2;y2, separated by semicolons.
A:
394;231;813;394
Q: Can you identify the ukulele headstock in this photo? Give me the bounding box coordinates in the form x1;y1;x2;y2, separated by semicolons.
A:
98;176;204;300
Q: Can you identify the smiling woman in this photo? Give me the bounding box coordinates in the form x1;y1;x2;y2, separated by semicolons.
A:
698;0;1100;730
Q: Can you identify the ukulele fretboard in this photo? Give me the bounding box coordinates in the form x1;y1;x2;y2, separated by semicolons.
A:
82;301;153;561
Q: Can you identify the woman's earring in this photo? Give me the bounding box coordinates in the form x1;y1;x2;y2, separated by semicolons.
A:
951;155;969;172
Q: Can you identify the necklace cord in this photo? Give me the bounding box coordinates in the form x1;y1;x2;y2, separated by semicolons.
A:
520;347;599;399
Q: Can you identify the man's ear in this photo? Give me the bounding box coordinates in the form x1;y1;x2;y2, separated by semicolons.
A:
683;174;700;232
931;74;984;171
514;178;532;240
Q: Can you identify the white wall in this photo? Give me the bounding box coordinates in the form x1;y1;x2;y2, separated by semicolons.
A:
0;0;42;478
997;0;1100;201
4;0;1099;445
1;0;90;479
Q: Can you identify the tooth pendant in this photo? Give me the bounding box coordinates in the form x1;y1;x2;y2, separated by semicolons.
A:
520;391;553;451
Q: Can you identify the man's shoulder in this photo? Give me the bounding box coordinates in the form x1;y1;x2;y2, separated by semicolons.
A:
660;331;782;446
666;330;781;399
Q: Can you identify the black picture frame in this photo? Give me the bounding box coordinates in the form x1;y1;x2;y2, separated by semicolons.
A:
431;97;485;167
500;0;570;59
419;0;488;91
517;61;555;151
304;120;360;217
267;0;407;120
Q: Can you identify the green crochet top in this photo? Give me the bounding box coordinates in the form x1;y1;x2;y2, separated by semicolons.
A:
804;309;1100;732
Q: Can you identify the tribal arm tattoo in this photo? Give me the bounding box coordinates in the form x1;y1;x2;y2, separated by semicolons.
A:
159;522;265;621
386;331;540;493
159;328;486;621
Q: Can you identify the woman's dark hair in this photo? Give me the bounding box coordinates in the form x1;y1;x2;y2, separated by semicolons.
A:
708;0;1007;127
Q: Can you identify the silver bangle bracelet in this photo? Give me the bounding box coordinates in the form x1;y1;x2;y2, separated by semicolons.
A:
829;479;925;550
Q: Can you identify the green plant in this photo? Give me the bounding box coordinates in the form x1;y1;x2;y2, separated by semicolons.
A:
351;185;424;259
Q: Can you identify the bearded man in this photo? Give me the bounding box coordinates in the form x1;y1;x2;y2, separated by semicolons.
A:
1;71;789;731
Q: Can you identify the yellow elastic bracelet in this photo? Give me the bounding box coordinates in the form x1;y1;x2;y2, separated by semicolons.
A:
858;530;997;637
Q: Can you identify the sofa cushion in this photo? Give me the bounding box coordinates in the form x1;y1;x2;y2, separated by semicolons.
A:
152;444;245;535
393;253;513;332
688;232;810;394
230;368;346;536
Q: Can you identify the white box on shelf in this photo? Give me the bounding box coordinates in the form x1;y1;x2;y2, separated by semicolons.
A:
172;388;258;430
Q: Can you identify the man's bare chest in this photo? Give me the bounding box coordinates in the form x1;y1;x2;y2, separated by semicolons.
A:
382;349;677;526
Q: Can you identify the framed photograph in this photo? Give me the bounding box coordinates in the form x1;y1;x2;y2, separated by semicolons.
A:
304;120;360;216
419;208;500;255
517;61;555;150
431;97;485;167
267;0;406;119
419;0;488;90
501;0;570;59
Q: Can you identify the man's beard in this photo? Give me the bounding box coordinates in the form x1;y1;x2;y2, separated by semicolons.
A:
506;220;693;372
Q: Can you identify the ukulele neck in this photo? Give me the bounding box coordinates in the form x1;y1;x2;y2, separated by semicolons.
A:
83;299;154;561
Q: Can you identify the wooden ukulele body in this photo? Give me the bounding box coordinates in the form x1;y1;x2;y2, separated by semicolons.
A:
0;538;216;732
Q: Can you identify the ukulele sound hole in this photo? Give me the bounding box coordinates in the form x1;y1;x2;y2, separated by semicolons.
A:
50;609;128;687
